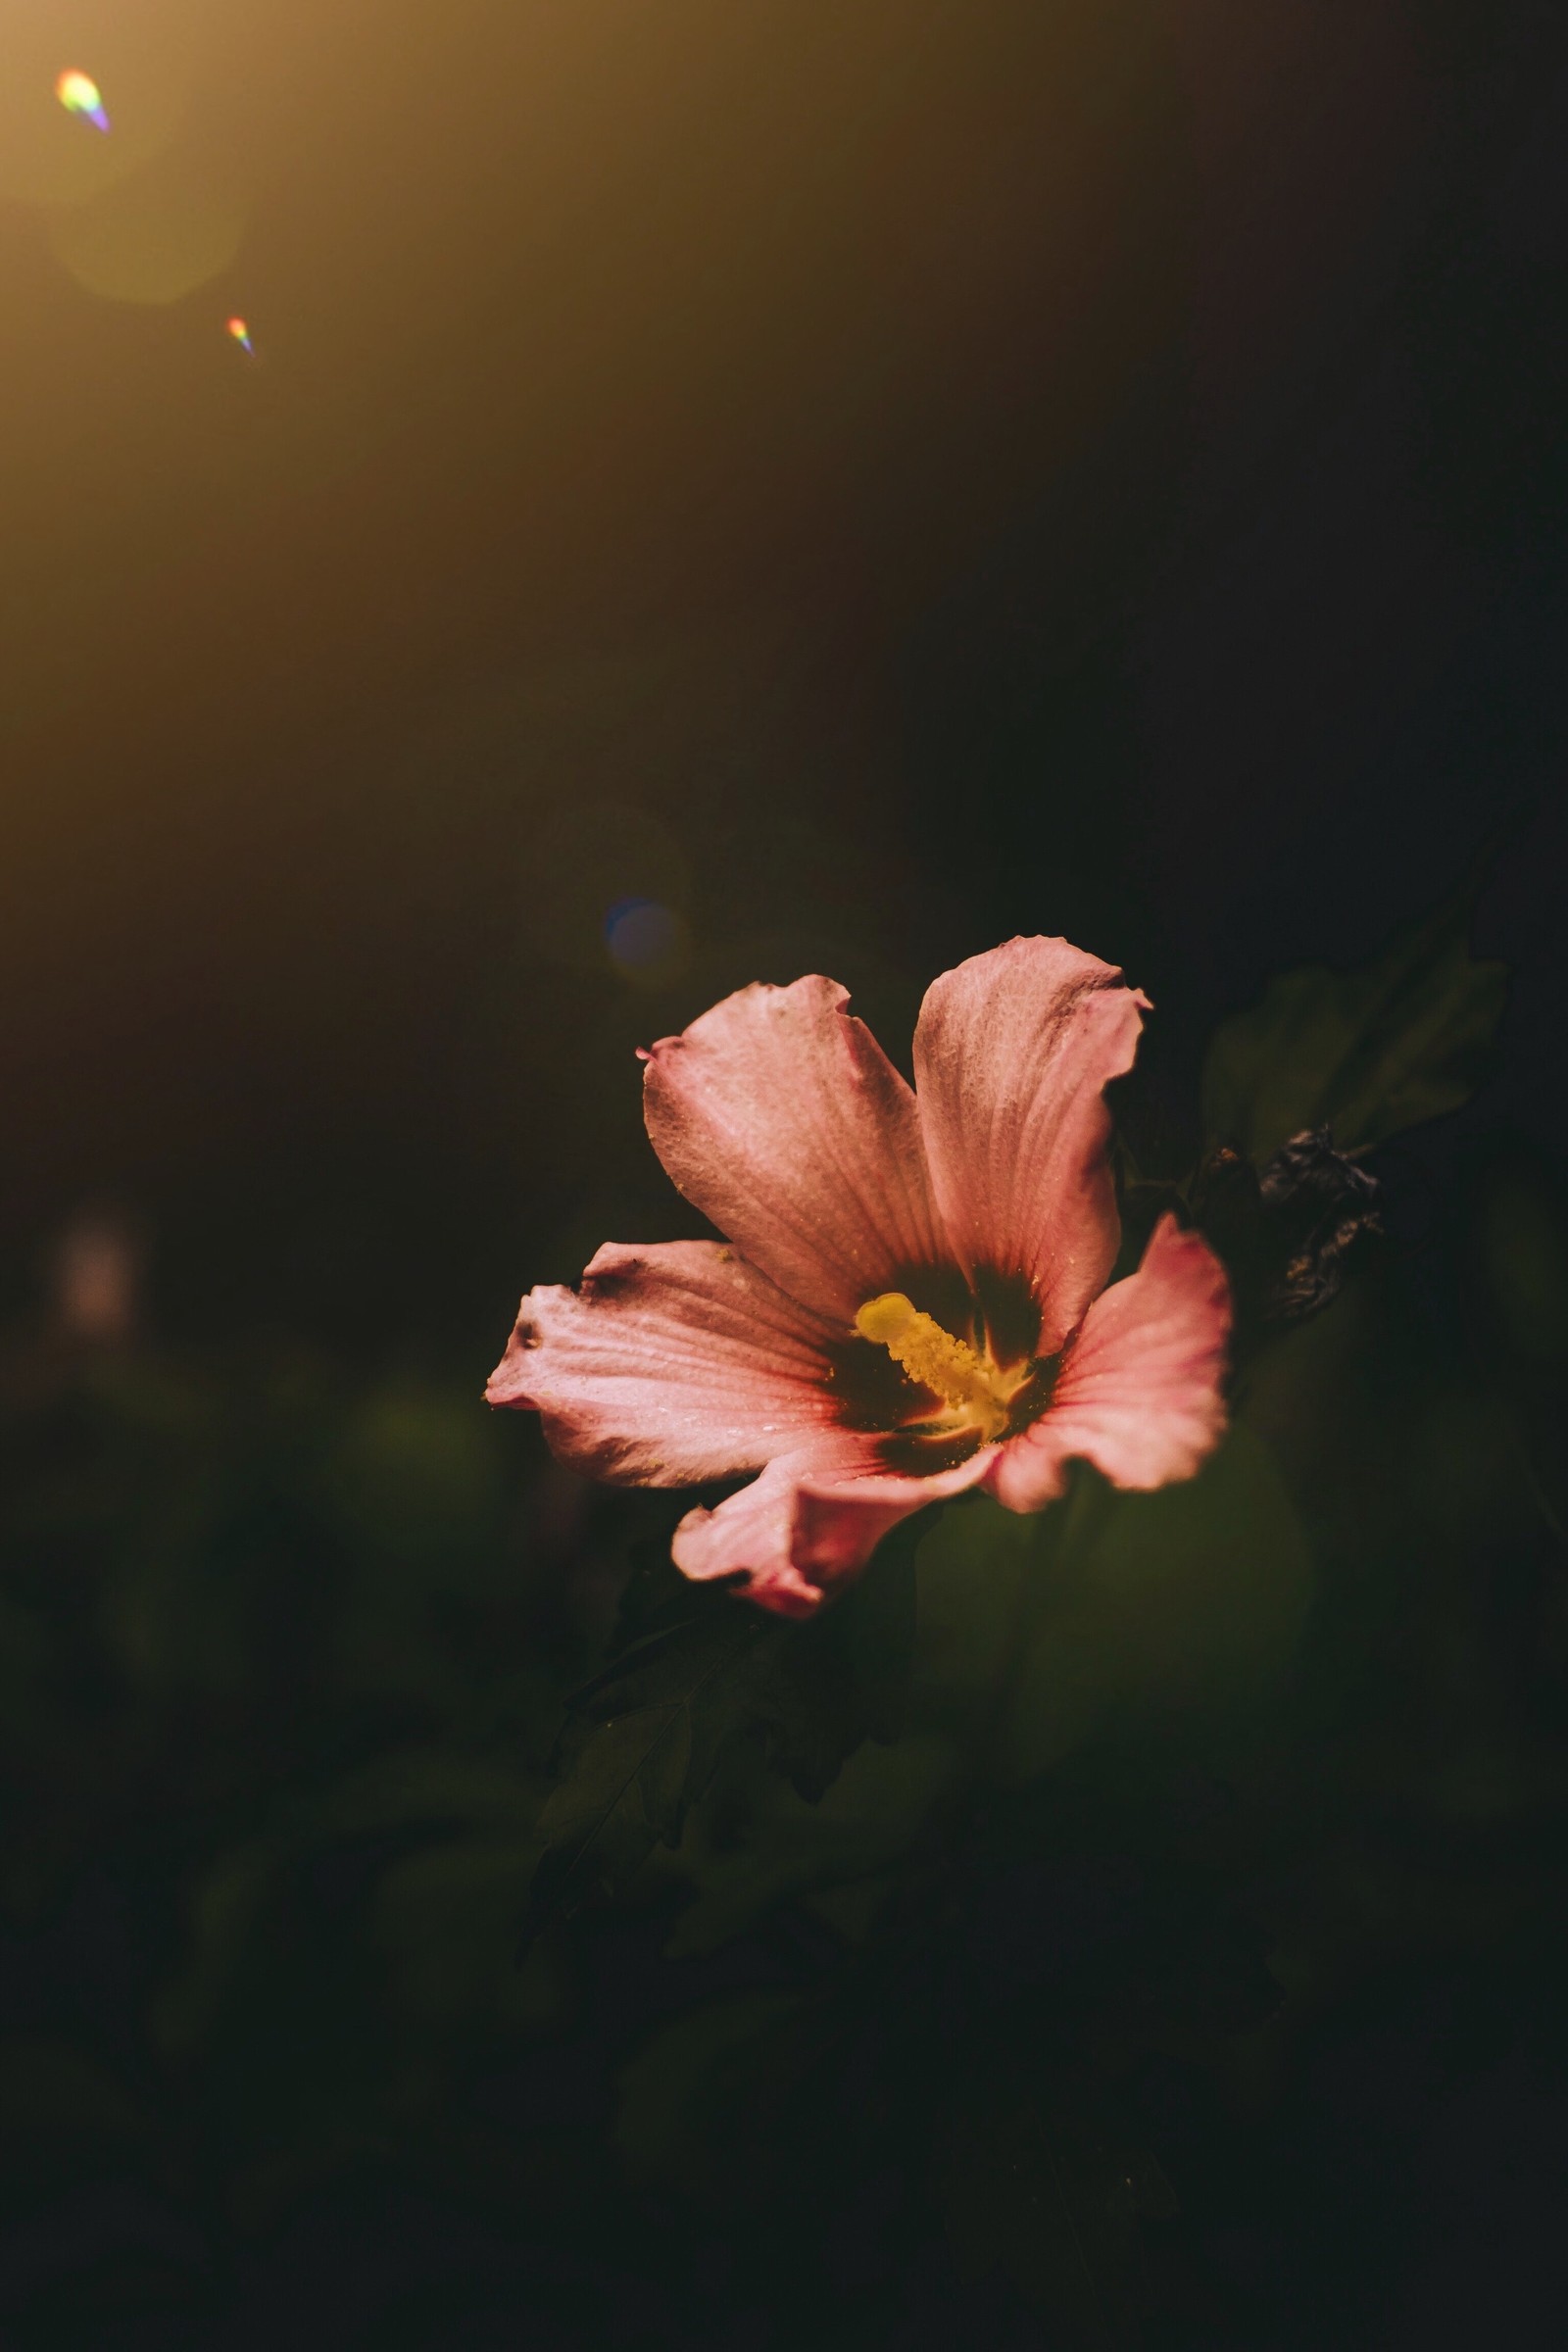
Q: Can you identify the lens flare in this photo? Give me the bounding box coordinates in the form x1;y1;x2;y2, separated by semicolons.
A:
605;897;688;981
56;70;110;134
226;316;255;355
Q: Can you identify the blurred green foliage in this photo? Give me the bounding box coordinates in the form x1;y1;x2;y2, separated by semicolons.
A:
522;1521;918;1942
1201;880;1507;1162
0;1345;594;2341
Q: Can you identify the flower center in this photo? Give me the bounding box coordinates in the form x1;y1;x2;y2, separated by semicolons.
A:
854;1292;1024;1444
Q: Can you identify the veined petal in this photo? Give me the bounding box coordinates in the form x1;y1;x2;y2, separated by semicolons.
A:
487;1241;874;1487
988;1214;1231;1512
672;1449;993;1618
913;937;1150;1354
641;975;948;1325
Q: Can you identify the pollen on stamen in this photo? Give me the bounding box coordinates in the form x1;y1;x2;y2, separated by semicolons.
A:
855;1293;925;1351
855;1291;1013;1439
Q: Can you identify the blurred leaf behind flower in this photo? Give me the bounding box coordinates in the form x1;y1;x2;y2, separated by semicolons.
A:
520;1523;919;1942
1201;874;1506;1161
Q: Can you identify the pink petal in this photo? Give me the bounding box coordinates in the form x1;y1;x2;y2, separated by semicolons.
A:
673;1450;994;1618
641;976;948;1326
487;1241;878;1487
987;1214;1231;1512
913;937;1151;1354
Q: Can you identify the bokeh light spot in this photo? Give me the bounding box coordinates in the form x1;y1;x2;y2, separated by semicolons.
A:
522;797;693;979
56;71;111;135
46;153;248;305
605;897;689;983
3;20;198;206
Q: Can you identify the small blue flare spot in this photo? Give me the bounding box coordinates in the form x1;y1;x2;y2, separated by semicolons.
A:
605;898;683;974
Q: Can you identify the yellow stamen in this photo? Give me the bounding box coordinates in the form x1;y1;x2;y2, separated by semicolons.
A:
855;1292;1015;1442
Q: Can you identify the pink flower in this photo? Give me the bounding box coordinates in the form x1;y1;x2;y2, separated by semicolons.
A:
488;939;1232;1618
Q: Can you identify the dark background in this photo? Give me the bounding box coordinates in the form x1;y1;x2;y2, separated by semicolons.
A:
3;3;1567;2346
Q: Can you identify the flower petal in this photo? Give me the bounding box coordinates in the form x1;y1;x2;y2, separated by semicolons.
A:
641;975;948;1325
672;1449;993;1617
913;937;1151;1353
988;1214;1231;1512
487;1241;876;1487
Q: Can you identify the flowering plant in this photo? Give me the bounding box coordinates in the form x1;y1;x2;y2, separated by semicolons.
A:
494;890;1503;2001
490;938;1230;1615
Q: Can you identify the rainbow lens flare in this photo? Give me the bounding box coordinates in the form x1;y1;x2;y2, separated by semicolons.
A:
225;317;255;356
56;70;110;134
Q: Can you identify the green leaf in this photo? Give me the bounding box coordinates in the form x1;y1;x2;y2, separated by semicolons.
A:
666;1729;958;1958
372;1838;564;2033
522;1609;759;1939
522;1525;921;1940
914;1432;1314;1786
1201;877;1507;1162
